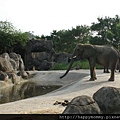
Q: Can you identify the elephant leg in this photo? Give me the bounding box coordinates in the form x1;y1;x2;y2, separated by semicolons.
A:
118;59;120;72
108;69;115;81
118;64;120;72
89;67;97;81
106;67;110;73
89;58;97;81
103;67;110;73
108;62;117;81
103;67;106;73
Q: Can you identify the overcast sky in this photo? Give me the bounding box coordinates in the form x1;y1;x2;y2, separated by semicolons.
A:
0;0;120;36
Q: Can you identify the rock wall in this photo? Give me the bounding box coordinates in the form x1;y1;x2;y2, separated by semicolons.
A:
24;39;70;70
25;39;54;70
0;52;29;86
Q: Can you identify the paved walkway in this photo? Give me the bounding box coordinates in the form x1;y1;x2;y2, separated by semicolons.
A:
0;69;120;114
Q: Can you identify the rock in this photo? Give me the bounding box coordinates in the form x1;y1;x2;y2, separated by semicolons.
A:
39;60;52;70
7;72;18;84
0;53;15;71
26;59;52;70
25;39;54;70
53;52;69;63
62;95;101;114
0;71;8;81
25;39;53;54
93;86;120;114
0;52;26;72
0;52;30;87
53;101;62;105
1;53;10;60
0;57;13;72
9;52;25;71
9;59;17;71
17;54;25;71
9;52;20;70
31;52;51;61
61;102;69;106
17;71;29;79
53;100;69;106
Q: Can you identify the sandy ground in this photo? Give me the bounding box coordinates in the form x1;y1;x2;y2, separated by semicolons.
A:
0;69;120;114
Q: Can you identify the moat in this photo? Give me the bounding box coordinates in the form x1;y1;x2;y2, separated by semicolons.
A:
0;81;61;104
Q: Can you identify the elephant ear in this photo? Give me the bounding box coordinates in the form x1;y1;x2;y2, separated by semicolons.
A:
81;44;96;59
73;44;84;59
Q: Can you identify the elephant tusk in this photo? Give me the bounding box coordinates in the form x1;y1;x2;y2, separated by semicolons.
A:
73;56;76;59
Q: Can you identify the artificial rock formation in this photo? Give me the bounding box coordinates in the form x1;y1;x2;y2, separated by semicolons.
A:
93;86;120;114
0;52;29;86
63;95;101;114
25;39;55;70
24;39;71;70
63;86;120;114
13;39;71;70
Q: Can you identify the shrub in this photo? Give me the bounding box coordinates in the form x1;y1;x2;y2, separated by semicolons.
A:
50;60;103;70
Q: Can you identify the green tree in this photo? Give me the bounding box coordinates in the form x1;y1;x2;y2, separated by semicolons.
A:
90;15;120;48
71;25;91;44
0;21;29;53
50;25;91;53
50;29;75;53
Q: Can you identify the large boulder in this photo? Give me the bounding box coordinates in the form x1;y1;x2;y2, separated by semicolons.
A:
27;59;52;70
0;57;13;72
53;52;69;63
17;71;29;79
31;52;51;61
17;54;25;71
9;52;20;70
7;72;18;84
25;39;54;54
9;52;28;79
25;39;55;70
0;52;25;72
9;52;25;71
0;52;29;86
0;71;8;81
62;95;101;114
93;86;120;114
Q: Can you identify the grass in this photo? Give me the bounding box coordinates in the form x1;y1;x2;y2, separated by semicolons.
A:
50;60;103;70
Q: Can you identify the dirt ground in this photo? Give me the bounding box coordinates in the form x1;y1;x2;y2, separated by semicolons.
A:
0;69;120;114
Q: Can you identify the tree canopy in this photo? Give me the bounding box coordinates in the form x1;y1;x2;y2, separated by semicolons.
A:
0;21;29;53
48;25;91;53
0;15;120;54
90;15;120;49
42;15;120;53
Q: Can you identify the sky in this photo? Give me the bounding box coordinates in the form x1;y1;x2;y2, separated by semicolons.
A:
0;0;120;36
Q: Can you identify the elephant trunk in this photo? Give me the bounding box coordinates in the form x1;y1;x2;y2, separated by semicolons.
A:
60;56;76;79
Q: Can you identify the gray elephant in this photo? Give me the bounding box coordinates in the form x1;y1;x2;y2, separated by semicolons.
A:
104;58;120;73
60;44;119;81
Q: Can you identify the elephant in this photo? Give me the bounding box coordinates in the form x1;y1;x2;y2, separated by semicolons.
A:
60;44;119;81
104;58;120;73
103;67;110;73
